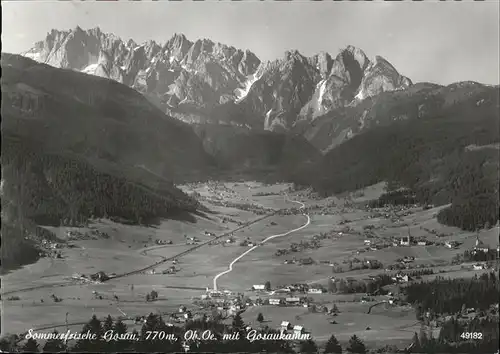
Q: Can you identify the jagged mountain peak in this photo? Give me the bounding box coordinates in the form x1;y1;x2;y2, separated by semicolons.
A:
22;27;413;133
165;32;191;47
343;46;369;68
372;55;396;70
283;49;308;62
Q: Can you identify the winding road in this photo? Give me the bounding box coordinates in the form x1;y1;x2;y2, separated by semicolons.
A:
2;210;277;296
213;195;310;291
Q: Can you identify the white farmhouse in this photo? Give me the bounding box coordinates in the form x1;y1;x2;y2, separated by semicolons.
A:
252;285;265;291
293;325;305;335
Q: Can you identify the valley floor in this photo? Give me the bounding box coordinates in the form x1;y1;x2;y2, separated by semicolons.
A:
1;181;498;350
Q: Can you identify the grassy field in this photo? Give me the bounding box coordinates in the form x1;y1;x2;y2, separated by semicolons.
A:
2;181;498;350
240;301;420;347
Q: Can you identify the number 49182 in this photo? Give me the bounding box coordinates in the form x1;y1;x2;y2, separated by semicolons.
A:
460;332;483;340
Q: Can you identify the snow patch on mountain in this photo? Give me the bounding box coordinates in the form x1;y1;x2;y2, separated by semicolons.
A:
234;71;262;103
264;109;274;130
317;79;327;106
82;63;99;75
24;51;41;61
354;89;366;102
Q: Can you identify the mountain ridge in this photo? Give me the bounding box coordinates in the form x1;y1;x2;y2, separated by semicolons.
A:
23;26;412;133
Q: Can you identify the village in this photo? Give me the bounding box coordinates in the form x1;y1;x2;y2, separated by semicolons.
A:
3;180;498;352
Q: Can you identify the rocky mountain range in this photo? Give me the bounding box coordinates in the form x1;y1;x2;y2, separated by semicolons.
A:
23;26;412;133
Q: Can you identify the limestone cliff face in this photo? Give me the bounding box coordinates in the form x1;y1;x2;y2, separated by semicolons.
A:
355;55;412;101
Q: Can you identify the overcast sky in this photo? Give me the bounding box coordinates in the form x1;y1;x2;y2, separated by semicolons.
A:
2;1;499;85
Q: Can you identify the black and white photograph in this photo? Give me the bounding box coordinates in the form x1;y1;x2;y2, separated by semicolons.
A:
1;1;499;353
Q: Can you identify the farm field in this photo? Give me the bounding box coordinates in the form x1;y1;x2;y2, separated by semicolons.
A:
240;301;421;347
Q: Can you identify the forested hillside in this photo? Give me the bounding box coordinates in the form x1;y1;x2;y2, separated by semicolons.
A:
1;53;213;183
2;135;199;226
1;135;200;270
292;86;500;230
192;124;322;180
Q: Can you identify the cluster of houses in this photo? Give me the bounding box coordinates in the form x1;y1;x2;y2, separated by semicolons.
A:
251;283;325;295
282;257;315;265
277;208;302;216
155;239;173;245
390;273;413;283
472;263;487;270
240;239;256;247
162;266;179;274
391;236;434;247
186;236;200;245
41;239;61;250
471;235;491;254
362;239;394;252
251;284;268;291
221;217;242;225
198;291;250;315
275;240;322;257
268;297;309;307
89;271;109;282
444;240;461;249
39;240;64;259
280;321;306;336
395;256;416;264
144;265;179;275
134;306;198;326
208;237;236;246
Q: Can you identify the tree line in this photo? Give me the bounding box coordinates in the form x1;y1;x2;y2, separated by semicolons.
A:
2;312;372;354
404;272;499;319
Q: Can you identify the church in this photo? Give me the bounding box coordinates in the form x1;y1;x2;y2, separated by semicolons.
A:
472;235;490;254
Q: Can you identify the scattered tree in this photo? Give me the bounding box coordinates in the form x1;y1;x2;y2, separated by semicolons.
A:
300;339;318;354
264;281;272;291
331;304;340;314
257;313;264;323
42;331;66;353
324;334;342;353
103;315;114;332
411;332;421;353
347;335;366;354
22;338;39;353
232;313;245;330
